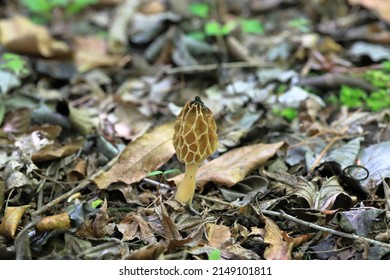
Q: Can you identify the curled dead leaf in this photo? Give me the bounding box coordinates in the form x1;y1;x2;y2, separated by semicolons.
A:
0;205;31;238
35;212;71;232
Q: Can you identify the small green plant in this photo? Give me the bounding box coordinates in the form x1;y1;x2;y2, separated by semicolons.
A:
363;69;390;88
339;85;390;112
188;2;264;39
146;169;181;177
188;2;209;18
21;0;96;22
339;85;367;108
240;19;264;35
287;18;311;33
272;107;298;122
366;89;390;112
0;53;29;76
91;199;104;209
208;248;222;260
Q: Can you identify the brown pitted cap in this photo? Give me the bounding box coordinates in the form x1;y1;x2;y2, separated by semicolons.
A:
173;96;218;165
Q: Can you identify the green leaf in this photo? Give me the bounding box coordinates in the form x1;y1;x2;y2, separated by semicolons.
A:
280;108;298;121
188;31;206;41
240;19;264;34
288;18;310;33
383;61;390;72
162;169;181;175
188;3;209;18
208;248;222;260
0;53;29;75
91;199;104;209
205;21;222;36
146;170;164;177
205;21;235;36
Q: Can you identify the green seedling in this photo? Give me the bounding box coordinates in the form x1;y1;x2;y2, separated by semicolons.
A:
288;18;311;33
0;53;29;76
339;85;367;108
188;2;209;18
21;0;96;22
91;199;104;209
208;248;222;260
273;107;298;122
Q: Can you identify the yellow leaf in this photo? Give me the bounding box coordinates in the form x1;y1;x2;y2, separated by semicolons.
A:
0;205;31;238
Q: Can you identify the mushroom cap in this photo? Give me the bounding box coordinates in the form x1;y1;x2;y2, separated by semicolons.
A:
173;96;218;165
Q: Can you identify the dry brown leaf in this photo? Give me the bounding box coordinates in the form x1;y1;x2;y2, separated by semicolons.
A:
73;36;131;72
263;216;293;260
263;216;313;260
31;138;84;162
0;205;30;238
35;212;71;232
0;16;70;57
93;122;175;189
125;244;167;260
206;224;231;248
348;0;390;22
117;214;157;244
172;141;284;190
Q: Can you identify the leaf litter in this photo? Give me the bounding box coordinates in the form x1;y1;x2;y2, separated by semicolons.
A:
0;0;390;260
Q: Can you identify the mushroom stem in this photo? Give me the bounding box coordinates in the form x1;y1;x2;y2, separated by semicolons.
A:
175;163;199;203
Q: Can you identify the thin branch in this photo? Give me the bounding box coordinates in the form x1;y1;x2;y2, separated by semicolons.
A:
164;61;277;75
261;210;390;250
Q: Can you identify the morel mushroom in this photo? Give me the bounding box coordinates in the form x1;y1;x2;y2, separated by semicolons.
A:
172;96;218;203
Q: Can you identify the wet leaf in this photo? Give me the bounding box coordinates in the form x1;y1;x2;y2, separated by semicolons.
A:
94;122;175;189
172;141;284;190
31;138;84;162
0;205;30;238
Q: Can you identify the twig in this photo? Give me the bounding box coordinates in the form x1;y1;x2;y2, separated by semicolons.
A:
261;210;390;250
32;154;119;216
164;61;277;75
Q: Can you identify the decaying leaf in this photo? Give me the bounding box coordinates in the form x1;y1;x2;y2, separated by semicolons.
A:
117;214;157;244
94;122;175;189
73;36;131;72
172;141;284;190
31;138;84;162
0;205;31;238
0;180;5;210
206;224;231;248
293;176;353;211
125;244;167;260
263;216;312;260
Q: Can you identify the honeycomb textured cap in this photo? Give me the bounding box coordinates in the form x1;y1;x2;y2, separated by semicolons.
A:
173;96;218;164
